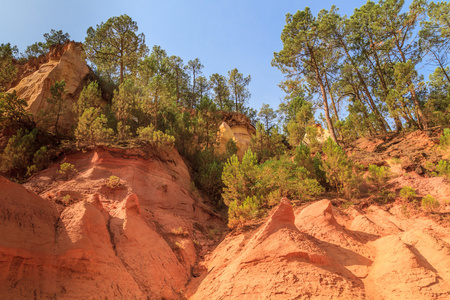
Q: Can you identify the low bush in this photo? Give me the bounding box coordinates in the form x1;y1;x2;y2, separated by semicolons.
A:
436;160;450;179
400;186;416;201
222;149;324;228
170;227;189;236
62;194;71;205
194;149;224;203
58;163;77;180
321;137;362;199
228;196;260;228
439;128;450;149
367;164;390;189
294;144;326;184
373;189;396;204
225;138;238;157
107;175;121;188
421;195;440;212
137;125;175;150
0;128;37;178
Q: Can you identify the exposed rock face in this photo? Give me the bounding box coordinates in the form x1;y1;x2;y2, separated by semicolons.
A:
217;112;255;157
189;199;367;299
189;199;450;299
304;123;330;146
7;42;91;124
348;128;445;169
0;147;223;299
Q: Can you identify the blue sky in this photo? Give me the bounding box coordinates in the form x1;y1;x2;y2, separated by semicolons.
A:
1;0;415;113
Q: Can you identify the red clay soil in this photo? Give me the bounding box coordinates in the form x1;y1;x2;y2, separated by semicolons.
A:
0;147;224;299
348;128;445;170
188;199;450;299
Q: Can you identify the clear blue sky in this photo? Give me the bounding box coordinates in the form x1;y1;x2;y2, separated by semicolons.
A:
0;0;415;113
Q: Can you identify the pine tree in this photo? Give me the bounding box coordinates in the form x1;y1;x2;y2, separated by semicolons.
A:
42;81;68;136
76;107;112;147
210;73;230;110
84;14;148;84
257;103;277;131
0;43;18;92
273;8;339;143
77;81;102;117
186;58;204;108
228;68;251;113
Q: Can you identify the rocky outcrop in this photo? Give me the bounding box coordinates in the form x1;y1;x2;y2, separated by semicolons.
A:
189;199;367;299
7;42;93;133
348;128;445;170
189;199;450;299
303;123;330;146
1;147;223;299
216;112;256;157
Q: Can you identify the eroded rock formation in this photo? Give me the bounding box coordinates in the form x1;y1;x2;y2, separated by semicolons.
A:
8;42;91;116
0;147;223;299
216;112;255;158
188;199;450;299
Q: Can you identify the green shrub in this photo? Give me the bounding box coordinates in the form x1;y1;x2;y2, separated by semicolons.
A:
266;190;282;207
76;108;113;147
107;175;121;188
374;189;396;204
0;128;55;180
250;122;286;163
304;125;322;153
137;125;175;150
439;128;450;149
170;226;189;236
62;194;71;205
367;164;390;189
58;163;77;180
195;149;224;202
0;128;37;178
256;156;324;202
225;138;238;158
26;165;38;177
294;144;326;183
173;242;184;250
222;149;324;228
0;91;31;128
391;157;401;164
436;160;450;179
228;196;260;228
321;137;361;199
33;146;51;170
222;150;258;207
400;186;416;201
421;195;440;212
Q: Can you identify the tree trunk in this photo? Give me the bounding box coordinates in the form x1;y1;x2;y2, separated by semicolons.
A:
191;71;196;109
320;82;339;144
176;69;180;104
324;73;339;121
433;51;450;83
313;69;338;143
395;39;428;130
393;113;403;133
353;88;376;135
120;54;124;84
336;35;388;133
308;45;338;144
234;84;238;112
409;87;428;130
